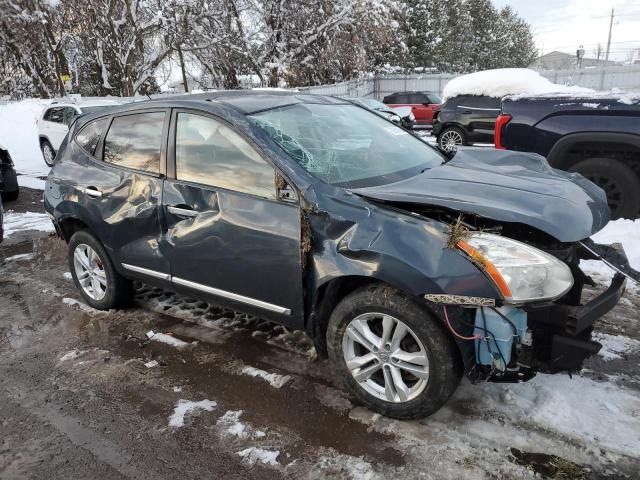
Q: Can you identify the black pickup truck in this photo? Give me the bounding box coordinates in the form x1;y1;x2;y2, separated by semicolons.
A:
495;95;640;219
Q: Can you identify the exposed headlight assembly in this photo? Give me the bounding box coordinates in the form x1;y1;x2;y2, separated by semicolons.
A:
458;233;573;304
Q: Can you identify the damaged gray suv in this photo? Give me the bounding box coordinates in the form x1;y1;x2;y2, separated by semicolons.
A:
44;92;637;419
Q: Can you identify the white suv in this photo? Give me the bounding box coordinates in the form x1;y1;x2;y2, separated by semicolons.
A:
38;100;121;166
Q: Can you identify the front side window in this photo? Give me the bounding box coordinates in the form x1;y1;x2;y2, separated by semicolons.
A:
250;104;443;188
63;107;78;126
103;112;164;173
427;93;443;104
76;118;109;155
175;112;275;198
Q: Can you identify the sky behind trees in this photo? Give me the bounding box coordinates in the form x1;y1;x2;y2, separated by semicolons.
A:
491;0;640;61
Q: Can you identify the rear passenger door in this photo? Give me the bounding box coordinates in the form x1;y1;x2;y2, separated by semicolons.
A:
456;96;501;142
74;110;170;281
162;109;303;325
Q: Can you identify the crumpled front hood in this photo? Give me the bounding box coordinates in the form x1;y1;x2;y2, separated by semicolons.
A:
352;148;610;242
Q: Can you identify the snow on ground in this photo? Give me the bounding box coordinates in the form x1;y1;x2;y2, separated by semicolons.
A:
4;253;34;262
442;68;593;100
63;271;72;280
18;175;46;190
0;99;52;176
148;332;191;350
59;349;84;362
593;332;640;360
236;447;280;466
2;211;54;237
461;373;640;458
581;218;640;291
168;399;217;427
217;410;266;439
62;297;106;315
240;366;291;388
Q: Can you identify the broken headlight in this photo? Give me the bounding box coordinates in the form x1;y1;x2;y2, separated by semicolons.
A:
459;233;574;304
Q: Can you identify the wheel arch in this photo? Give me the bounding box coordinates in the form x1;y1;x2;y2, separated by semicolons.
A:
547;132;640;170
58;215;92;243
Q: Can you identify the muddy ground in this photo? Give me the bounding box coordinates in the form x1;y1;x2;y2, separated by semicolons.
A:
1;187;639;479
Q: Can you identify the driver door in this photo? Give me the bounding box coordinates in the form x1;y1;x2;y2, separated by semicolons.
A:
162;110;304;326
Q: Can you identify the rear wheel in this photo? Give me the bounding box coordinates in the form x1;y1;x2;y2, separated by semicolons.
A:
41;140;56;167
569;158;640;219
438;126;466;152
327;285;462;419
68;230;132;310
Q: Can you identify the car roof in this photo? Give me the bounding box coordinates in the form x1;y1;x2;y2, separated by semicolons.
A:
44;99;122;109
146;90;351;114
387;91;435;96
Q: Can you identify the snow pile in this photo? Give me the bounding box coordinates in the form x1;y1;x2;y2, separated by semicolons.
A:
237;447;280;466
240;366;291;389
318;453;378;480
2;211;54;237
168;399;217;427
442;68;593;100
62;297;105;315
59;349;84;362
593;332;640;360
466;374;640;457
0;99;52;176
581;219;640;290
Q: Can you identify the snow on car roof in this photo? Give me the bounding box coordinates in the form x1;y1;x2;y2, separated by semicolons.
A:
442;68;593;101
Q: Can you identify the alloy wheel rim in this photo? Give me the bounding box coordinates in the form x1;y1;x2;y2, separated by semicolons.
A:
342;312;429;403
440;130;462;151
73;244;107;300
43;144;54;164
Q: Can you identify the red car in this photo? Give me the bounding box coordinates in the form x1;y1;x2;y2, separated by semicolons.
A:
383;91;442;126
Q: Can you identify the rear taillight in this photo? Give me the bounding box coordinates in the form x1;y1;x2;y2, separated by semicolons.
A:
494;114;511;149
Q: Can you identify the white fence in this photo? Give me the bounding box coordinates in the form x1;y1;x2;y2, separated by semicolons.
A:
299;65;640;99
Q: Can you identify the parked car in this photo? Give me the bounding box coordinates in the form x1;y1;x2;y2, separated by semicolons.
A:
496;95;640;219
38;100;121;166
383;91;441;127
432;95;501;152
0;143;19;201
44;91;634;419
345;97;415;130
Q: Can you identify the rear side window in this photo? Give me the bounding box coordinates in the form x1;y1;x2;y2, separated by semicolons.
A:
45;107;64;123
175;112;275;198
75;118;109;155
103;112;165;173
458;95;501;110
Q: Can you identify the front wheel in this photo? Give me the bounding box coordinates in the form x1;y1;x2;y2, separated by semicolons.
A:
327;285;462;419
68;230;132;310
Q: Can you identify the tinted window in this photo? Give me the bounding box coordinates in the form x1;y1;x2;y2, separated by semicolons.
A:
103;112;164;173
175;113;275;198
45;107;64;123
457;95;501;110
75;118;109;155
427;93;442;104
410;93;429;104
395;95;410;104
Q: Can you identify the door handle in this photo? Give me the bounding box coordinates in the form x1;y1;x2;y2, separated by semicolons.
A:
85;187;102;198
167;205;198;218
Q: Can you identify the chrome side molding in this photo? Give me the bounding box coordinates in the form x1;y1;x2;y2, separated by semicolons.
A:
121;263;291;315
122;263;171;281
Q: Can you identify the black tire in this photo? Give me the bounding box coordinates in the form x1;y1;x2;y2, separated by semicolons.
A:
437;126;467;152
327;284;462;419
68;230;132;310
569;158;640;220
1;187;19;202
41;139;56;167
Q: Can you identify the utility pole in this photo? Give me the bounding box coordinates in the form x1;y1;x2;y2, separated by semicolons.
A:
605;8;614;62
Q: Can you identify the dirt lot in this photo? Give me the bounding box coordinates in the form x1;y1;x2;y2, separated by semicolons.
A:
1;187;639;479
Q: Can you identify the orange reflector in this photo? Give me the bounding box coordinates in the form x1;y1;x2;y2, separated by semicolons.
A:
457;240;513;298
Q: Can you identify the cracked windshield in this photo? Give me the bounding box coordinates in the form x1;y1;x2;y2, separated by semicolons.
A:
251;103;443;187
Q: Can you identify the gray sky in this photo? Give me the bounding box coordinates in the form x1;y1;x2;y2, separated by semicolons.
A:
491;0;640;61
